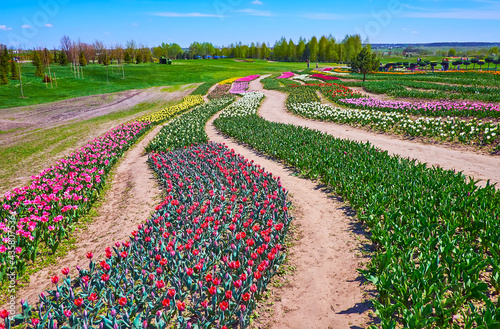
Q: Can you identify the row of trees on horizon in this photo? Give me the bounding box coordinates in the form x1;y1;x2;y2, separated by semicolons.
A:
0;34;366;66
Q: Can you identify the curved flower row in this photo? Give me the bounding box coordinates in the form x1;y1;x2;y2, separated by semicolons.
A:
219;92;265;118
229;81;250;94
0;122;151;279
310;73;340;81
145;98;235;153
218;77;242;85
292;74;317;82
235;75;260;82
139;96;204;124
276;72;294;79
8;143;291;329
338;97;500;118
207;85;231;100
288;101;500;148
213;113;500;329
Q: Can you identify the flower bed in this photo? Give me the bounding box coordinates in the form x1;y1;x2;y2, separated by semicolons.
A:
292;74;317;82
146;98;235;153
214;113;500;329
276;72;294;79
7;143;291;329
339;97;500;119
235;75;260;82
219;92;265;118
310;73;340;81
287;101;500;148
0;122;151;279
229;81;250;94
219;77;242;85
139;96;204;123
207;85;232;100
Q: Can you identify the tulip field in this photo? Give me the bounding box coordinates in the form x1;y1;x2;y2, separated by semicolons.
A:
1;68;500;328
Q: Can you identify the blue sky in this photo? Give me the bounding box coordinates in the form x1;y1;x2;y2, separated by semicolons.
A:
0;0;499;49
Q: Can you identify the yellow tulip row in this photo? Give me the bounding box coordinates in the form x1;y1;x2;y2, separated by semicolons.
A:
138;95;204;124
218;77;242;85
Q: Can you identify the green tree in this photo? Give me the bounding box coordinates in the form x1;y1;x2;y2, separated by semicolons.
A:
350;47;380;82
102;52;110;66
448;48;457;57
32;50;44;77
79;51;87;66
59;51;68;65
287;39;296;62
318;36;329;62
296;37;306;61
135;53;142;64
301;43;311;62
260;42;270;60
124;51;132;64
308;36;318;62
11;56;19;80
0;46;9;84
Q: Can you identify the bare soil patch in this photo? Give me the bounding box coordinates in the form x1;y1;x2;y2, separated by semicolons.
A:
0;84;197;143
0;85;196;195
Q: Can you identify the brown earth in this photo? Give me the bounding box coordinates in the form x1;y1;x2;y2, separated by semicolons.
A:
0;85;197;195
0;84;198;145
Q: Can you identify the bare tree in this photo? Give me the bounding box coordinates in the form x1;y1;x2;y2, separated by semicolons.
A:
60;35;71;57
93;40;105;64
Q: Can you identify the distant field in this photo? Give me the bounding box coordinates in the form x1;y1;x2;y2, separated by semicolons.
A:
0;59;313;109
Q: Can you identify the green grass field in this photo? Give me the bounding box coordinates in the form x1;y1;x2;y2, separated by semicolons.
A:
0;59;311;109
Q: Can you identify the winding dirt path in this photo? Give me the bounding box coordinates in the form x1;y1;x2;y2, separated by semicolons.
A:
4;124;164;309
250;77;500;187
206;108;371;327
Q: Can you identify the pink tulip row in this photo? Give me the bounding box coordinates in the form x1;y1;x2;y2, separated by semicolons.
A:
236;75;260;82
229;81;250;94
311;73;340;81
0;121;151;275
338;97;500;116
277;72;294;79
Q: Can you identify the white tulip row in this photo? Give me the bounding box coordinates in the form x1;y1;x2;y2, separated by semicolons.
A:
288;102;500;147
219;92;265;118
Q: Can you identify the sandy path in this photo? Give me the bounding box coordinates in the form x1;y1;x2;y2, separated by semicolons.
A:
4;124;163;309
206;111;370;327
250;77;500;187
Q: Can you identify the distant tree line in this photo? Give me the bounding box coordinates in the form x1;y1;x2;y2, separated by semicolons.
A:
182;35;363;62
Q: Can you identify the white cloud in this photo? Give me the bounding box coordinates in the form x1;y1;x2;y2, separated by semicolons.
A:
0;25;12;31
22;24;32;29
411;30;418;34
45;23;53;28
131;22;139;27
251;0;263;4
150;12;224;18
236;8;272;16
